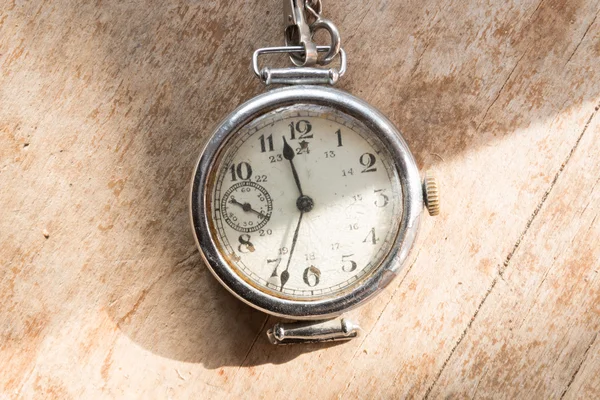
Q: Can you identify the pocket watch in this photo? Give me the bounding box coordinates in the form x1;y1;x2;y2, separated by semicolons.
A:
190;0;440;345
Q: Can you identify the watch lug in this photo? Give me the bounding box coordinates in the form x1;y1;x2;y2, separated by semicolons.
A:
267;317;361;345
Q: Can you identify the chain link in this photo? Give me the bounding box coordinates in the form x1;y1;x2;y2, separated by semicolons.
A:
305;0;322;20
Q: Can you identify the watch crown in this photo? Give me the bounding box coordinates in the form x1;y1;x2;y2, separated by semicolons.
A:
423;172;440;216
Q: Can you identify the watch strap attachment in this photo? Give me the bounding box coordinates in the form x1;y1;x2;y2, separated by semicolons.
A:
267;317;361;345
253;46;346;86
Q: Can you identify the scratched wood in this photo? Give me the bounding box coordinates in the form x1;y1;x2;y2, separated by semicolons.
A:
1;0;599;399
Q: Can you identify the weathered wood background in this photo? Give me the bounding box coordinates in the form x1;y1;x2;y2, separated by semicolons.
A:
2;0;599;398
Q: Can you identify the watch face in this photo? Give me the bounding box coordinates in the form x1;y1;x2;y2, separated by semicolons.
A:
206;104;403;301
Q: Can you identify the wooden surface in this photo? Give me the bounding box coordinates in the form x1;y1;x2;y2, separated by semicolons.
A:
2;0;600;398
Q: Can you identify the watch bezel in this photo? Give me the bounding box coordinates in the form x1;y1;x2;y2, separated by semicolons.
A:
190;85;422;320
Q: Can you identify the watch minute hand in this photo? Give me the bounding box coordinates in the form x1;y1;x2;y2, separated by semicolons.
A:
280;211;304;291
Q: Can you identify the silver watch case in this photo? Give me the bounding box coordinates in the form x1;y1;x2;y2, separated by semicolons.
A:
190;85;423;320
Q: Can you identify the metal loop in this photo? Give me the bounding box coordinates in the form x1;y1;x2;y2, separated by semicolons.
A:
253;46;346;85
311;18;341;65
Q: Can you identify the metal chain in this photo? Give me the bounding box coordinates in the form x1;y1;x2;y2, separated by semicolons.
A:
305;0;322;20
284;0;341;67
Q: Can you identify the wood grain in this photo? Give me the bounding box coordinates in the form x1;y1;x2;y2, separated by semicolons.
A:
1;0;599;398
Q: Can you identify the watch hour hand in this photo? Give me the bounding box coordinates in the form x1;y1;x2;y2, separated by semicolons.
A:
282;136;304;196
282;136;295;160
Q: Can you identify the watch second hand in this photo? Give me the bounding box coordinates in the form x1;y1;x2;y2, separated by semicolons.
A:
282;136;303;196
229;198;267;219
280;211;304;291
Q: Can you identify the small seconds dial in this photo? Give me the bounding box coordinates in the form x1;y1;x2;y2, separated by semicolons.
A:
221;181;273;233
209;104;403;300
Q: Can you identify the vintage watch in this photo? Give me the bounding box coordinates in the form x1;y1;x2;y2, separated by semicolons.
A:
190;0;440;345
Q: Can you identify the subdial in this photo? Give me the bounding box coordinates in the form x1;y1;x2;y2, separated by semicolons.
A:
221;181;273;232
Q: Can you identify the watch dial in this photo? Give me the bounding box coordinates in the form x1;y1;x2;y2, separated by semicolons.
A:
207;104;403;300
